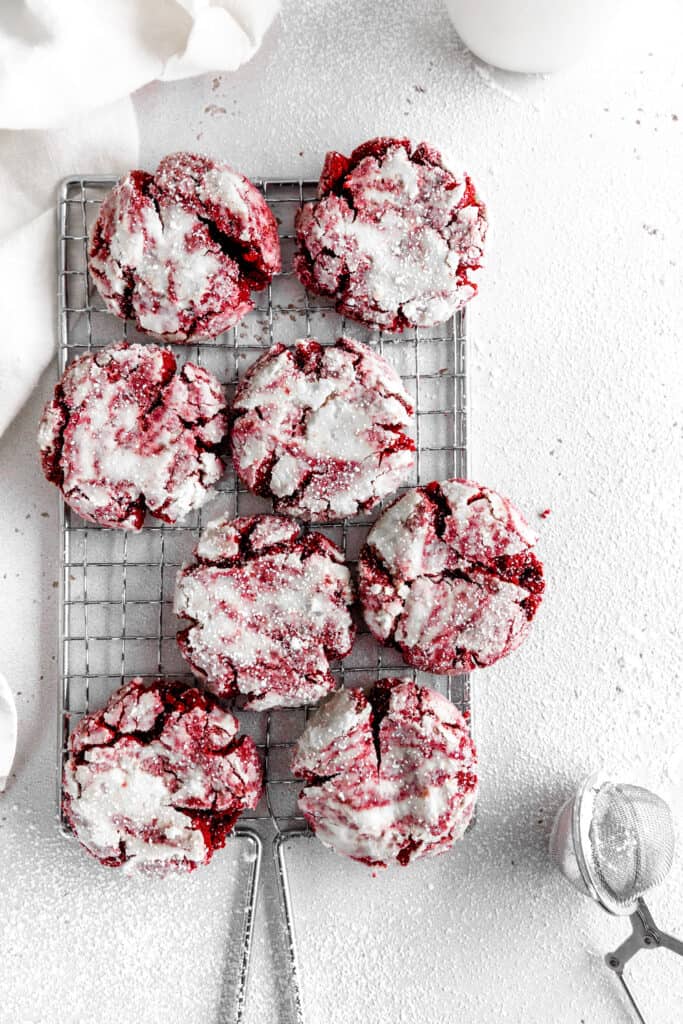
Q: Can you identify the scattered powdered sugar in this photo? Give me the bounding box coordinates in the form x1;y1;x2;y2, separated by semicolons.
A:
359;479;545;673
292;678;477;867
174;513;355;709
38;342;227;531
1;799;264;1024
230;336;415;520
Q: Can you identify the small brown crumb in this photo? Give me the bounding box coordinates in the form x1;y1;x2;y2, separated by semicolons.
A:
539;508;551;519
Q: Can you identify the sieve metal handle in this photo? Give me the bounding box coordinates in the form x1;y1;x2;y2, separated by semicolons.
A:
614;974;647;1024
605;898;683;1023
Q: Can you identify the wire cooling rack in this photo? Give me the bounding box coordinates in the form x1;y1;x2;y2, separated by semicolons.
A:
57;175;473;1024
57;174;472;834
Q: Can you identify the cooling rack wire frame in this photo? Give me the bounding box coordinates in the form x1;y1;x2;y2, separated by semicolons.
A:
57;176;472;1024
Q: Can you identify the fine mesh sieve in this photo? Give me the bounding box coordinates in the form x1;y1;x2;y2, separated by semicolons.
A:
550;772;683;1023
588;782;675;913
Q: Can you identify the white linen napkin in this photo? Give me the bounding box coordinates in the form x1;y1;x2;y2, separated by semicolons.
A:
0;672;17;791
0;0;280;131
0;98;140;435
0;0;280;436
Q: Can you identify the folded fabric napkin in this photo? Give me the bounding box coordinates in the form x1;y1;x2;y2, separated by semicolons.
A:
0;0;281;130
0;0;279;436
0;672;17;791
0;99;140;435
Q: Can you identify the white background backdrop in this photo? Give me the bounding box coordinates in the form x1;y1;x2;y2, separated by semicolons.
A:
1;1;682;1021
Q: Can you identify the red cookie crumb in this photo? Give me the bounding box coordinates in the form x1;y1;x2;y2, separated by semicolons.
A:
38;342;227;531
358;479;545;674
230;336;415;521
89;152;281;341
291;677;477;867
62;678;263;874
294;137;487;332
174;514;356;709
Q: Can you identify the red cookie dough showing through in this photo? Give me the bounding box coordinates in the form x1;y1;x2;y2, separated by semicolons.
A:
38;342;227;531
174;514;356;710
294;136;487;332
230;336;415;521
291;677;477;867
89;151;281;341
359;479;545;674
62;678;263;875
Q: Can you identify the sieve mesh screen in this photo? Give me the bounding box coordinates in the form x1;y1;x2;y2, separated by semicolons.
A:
588;783;675;908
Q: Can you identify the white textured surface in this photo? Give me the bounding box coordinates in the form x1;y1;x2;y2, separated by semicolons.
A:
1;0;682;1021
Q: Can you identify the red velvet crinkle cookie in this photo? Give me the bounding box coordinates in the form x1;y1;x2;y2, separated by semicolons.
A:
359;479;545;674
291;677;477;867
38;342;227;531
62;678;263;875
230;336;415;521
89;151;281;341
174;514;355;710
294;137;487;332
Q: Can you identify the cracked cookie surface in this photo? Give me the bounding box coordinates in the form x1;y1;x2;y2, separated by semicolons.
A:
230;336;415;521
62;678;263;874
291;677;477;867
38;341;227;530
174;514;355;709
294;136;487;332
359;479;545;673
89;151;281;341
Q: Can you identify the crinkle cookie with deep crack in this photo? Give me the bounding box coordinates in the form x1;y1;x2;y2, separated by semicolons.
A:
175;513;356;709
38;341;227;530
89;151;281;341
359;479;544;674
291;677;478;867
294;136;487;332
63;678;263;875
230;336;415;521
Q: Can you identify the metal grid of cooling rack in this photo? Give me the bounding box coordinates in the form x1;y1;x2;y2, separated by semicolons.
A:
56;176;472;837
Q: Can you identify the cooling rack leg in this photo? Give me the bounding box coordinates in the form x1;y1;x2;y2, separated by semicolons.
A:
228;828;263;1024
274;831;311;1024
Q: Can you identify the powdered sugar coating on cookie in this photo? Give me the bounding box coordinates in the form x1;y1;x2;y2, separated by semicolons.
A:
174;514;355;710
291;677;477;867
294;137;487;332
359;479;545;673
38;341;227;531
89;152;281;341
62;678;263;875
231;336;415;521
